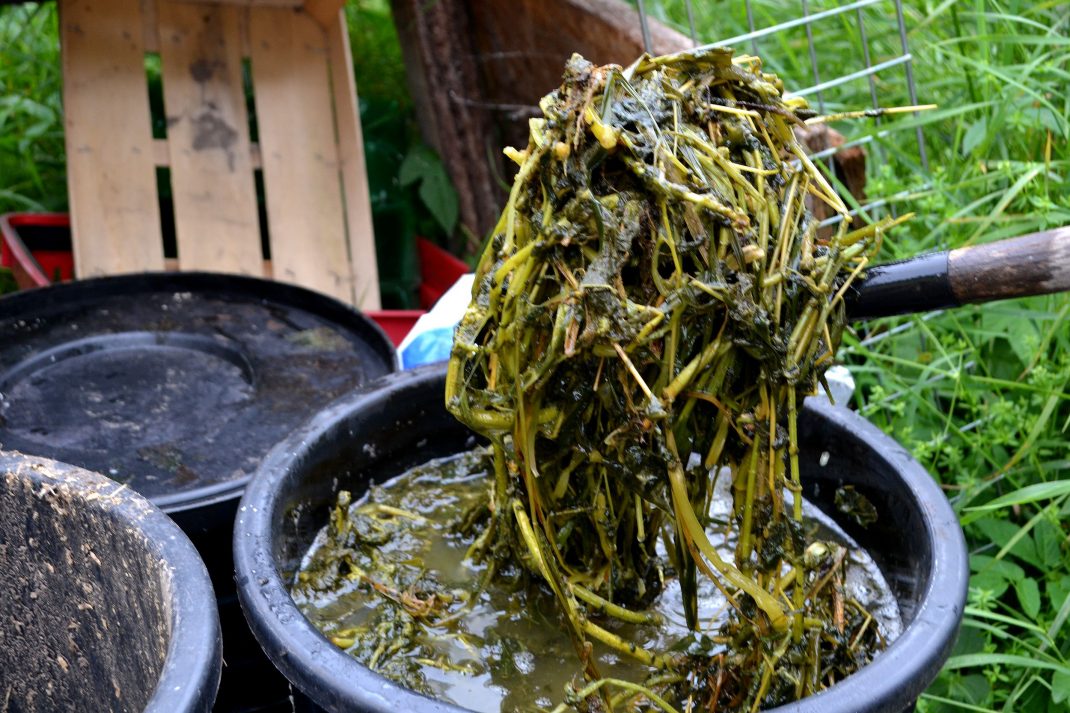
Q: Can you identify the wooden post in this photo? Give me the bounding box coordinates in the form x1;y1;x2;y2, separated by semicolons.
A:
390;0;691;252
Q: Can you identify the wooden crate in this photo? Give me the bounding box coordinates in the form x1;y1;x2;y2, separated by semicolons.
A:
60;0;381;308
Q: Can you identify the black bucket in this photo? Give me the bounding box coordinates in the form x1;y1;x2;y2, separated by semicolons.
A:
0;272;397;711
0;451;221;712
233;364;969;713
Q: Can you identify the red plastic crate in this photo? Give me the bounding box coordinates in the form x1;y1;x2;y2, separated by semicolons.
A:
0;213;74;290
364;310;423;346
1;214;470;347
416;237;469;309
369;241;469;346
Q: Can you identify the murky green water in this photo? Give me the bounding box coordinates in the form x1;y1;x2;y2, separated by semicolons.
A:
293;449;901;712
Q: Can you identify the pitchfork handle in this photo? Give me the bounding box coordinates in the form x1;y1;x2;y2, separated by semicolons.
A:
845;227;1070;319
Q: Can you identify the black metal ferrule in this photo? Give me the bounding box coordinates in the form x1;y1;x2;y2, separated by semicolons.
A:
844;250;958;320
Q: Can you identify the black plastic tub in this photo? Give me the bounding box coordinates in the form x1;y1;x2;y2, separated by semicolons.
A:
0;451;221;712
233;365;968;713
0;272;397;711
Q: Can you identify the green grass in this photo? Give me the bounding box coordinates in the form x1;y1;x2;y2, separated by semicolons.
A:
643;1;1070;710
2;0;1069;708
0;2;64;213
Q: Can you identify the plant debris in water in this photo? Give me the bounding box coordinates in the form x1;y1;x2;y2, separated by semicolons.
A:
295;451;901;712
301;47;908;712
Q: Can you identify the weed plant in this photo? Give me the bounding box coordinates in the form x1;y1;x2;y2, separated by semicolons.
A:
642;1;1070;710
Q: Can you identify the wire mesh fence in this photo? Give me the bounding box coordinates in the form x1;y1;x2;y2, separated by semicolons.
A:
625;0;983;422
634;0;934;236
631;0;955;355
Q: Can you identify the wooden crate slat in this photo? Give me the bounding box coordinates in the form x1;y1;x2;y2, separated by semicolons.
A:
248;6;353;304
325;9;380;310
157;0;263;274
152;138;261;168
61;0;165;276
143;0;160;52
302;0;345;29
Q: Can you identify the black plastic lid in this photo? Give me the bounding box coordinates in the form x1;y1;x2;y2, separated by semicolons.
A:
0;272;397;512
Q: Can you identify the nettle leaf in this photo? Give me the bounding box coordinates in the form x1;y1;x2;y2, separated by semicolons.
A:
951;625;987;657
969;570;1009;598
971;554;1025;578
961;117;987;157
1054;669;1070;705
973;517;1042;568
1019;106;1064;135
398;145;459;234
1049;575;1070;616
980;310;1041;367
418;168;459;235
969;554;1023;598
950;673;991;706
398;145;438;187
1015;577;1041;620
1034;519;1065;569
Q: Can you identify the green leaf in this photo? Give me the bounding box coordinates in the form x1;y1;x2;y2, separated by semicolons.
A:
970;569;1010;598
962;117;987;156
968;480;1070;512
945;653;1070;674
970;554;1025;582
950;673;992;706
969;554;1023;598
1049;575;1070;619
980;310;1040;367
1034;520;1064;569
398;145;438;187
1015;577;1041;619
397;144;459;234
418;168;459;234
0;267;18;296
972;519;1042;568
950;624;987;657
1053;669;1070;705
1019;106;1063;135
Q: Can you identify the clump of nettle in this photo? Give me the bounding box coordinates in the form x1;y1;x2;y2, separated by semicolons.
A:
446;49;905;711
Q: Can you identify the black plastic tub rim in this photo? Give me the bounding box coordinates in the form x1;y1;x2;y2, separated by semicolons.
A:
0;270;399;514
1;451;222;713
146;534;222;712
233;365;969;713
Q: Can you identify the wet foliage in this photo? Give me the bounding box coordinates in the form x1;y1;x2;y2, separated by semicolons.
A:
443;49;901;710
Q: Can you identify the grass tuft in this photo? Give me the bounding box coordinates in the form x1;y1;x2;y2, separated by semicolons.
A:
0;2;64;213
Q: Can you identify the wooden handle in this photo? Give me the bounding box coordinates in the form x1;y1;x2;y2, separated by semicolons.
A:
845;226;1070;320
949;227;1070;304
